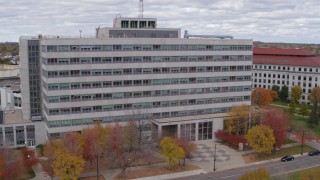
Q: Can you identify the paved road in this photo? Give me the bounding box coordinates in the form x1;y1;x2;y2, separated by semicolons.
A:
174;155;320;180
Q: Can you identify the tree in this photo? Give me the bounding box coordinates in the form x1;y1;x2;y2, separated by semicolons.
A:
0;146;23;179
175;137;196;165
239;168;270;180
81;123;110;179
246;125;275;154
62;132;82;156
109;122;141;177
43;139;55;179
309;87;320;105
160;137;185;168
226;105;250;135
262;109;289;148
52;141;85;180
308;104;319;127
279;85;289;101
300;102;309;117
291;85;302;102
271;85;280;95
289;100;296;115
308;87;320;126
82;127;99;166
0;155;4;178
21;147;39;170
293;130;317;145
271;90;278;100
251;88;273;107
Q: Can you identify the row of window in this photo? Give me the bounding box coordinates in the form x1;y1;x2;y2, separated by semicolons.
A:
43;55;252;65
44;85;252;103
44;65;252;78
44;75;252;91
254;65;320;73
43;44;252;52
47;106;232;128
45;95;250;116
254;73;318;82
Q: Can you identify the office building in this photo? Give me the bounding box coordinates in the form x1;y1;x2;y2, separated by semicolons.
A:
253;47;320;103
20;16;252;142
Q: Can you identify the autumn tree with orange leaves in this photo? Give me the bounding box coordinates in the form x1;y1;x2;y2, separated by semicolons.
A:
81;123;109;179
175;137;196;165
262;109;289;149
0;146;23;179
252;87;273;107
0;155;4;178
21;147;39;171
43;139;55;180
62;132;82;156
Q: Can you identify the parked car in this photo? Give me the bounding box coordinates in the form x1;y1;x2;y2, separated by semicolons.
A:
308;149;320;156
281;155;294;162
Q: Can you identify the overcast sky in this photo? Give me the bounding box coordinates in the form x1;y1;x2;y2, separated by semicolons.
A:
0;0;319;43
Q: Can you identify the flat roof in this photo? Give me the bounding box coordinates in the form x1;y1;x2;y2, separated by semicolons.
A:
253;47;315;56
253;55;320;67
3;109;31;124
0;79;20;91
153;113;227;124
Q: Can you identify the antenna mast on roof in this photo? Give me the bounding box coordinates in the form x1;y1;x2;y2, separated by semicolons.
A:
138;0;144;18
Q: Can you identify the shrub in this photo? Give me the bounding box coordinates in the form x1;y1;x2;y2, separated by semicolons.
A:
215;130;247;149
36;144;44;156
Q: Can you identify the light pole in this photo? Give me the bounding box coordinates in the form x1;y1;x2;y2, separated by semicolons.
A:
213;144;217;171
301;129;306;155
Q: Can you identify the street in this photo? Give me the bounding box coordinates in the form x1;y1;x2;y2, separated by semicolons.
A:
174;155;320;180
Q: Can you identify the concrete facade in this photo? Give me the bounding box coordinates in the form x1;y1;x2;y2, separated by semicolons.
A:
0;86;21;111
19;17;253;141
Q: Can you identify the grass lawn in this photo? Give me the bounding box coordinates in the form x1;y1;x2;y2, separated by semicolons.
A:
284;139;296;144
243;145;315;163
113;164;200;180
271;166;320;180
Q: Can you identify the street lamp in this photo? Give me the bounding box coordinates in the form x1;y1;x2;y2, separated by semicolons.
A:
301;129;306;155
213;144;217;171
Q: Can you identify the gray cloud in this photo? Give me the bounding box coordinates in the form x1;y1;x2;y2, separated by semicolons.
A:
0;0;319;43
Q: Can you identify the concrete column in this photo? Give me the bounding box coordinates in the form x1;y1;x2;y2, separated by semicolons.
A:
1;127;4;146
13;126;17;147
177;124;181;138
157;124;162;140
195;122;199;141
24;126;28;146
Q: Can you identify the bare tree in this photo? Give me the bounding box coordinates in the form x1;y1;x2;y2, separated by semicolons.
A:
109;122;143;178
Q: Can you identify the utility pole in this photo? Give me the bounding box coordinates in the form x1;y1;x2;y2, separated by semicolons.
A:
79;29;82;38
213;144;217;171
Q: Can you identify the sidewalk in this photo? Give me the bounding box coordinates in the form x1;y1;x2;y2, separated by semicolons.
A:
132;169;205;180
31;163;51;180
